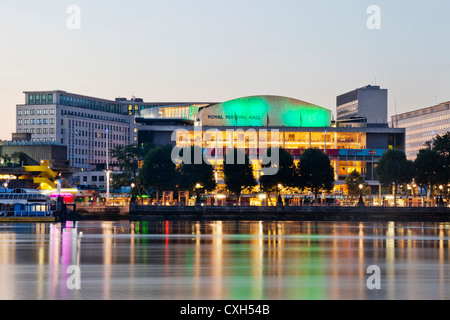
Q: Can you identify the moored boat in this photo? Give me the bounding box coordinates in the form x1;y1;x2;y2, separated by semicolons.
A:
0;188;53;218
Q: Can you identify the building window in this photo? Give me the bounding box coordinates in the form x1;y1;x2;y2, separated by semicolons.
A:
91;176;97;182
17;110;23;115
37;109;42;115
17;119;22;125
35;94;40;104
30;109;35;115
31;119;35;125
28;95;34;104
48;94;53;104
49;109;55;115
43;119;47;124
43;109;48;115
49;118;54;124
42;94;46;104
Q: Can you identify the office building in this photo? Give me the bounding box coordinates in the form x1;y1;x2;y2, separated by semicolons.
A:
336;85;388;125
391;101;450;160
15;90;214;171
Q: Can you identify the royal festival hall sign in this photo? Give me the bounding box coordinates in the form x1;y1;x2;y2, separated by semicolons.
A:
200;95;331;128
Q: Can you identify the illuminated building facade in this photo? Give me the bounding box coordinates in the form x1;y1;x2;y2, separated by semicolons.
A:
136;95;405;195
391;101;450;160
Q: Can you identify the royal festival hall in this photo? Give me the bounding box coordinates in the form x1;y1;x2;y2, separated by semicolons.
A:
136;95;405;204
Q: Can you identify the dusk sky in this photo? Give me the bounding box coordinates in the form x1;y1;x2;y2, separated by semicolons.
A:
1;0;449;140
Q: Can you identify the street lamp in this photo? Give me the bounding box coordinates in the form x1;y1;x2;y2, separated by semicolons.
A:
277;183;283;206
438;185;444;207
195;183;202;206
358;184;364;206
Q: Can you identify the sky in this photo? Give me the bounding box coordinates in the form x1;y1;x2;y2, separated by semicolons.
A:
0;0;449;140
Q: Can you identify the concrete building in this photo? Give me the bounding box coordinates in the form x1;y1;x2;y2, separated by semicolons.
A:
136;95;405;197
16;90;214;171
391;101;450;160
336;85;388;125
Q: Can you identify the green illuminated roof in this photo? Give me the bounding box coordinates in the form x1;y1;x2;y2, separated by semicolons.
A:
200;95;331;127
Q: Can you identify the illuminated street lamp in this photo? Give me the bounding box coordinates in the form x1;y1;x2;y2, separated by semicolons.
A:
438;185;444;207
277;183;283;206
195;183;202;206
358;184;364;206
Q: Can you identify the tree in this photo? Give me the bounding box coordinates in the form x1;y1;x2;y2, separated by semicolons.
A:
260;148;296;204
414;148;446;204
177;146;217;195
296;148;334;205
376;149;416;206
11;152;28;166
110;143;153;202
140;144;177;204
222;148;257;205
0;154;11;166
424;131;450;193
345;170;369;205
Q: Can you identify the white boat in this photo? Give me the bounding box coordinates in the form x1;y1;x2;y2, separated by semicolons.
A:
0;189;53;217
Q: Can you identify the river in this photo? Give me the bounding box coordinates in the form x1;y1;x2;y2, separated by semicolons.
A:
0;220;449;300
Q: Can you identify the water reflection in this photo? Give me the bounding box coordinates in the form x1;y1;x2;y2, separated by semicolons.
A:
0;220;449;300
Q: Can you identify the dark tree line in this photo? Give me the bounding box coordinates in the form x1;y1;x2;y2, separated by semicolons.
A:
111;144;336;205
375;131;450;205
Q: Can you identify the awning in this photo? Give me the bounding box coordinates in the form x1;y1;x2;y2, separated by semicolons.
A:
0;200;28;205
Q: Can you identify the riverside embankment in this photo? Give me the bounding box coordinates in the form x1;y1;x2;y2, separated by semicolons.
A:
128;204;450;222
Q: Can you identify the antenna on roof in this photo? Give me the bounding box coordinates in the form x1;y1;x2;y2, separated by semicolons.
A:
394;99;398;128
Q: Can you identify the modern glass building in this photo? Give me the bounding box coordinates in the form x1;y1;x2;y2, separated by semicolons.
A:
136;95;405;195
391;101;450;160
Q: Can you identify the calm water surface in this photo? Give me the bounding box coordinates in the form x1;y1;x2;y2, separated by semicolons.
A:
0;220;449;300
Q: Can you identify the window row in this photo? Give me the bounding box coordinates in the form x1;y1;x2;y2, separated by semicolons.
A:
27;94;54;105
17;118;55;125
67;119;128;132
18;109;55;115
62;109;127;123
60;95;124;114
17;128;55;134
